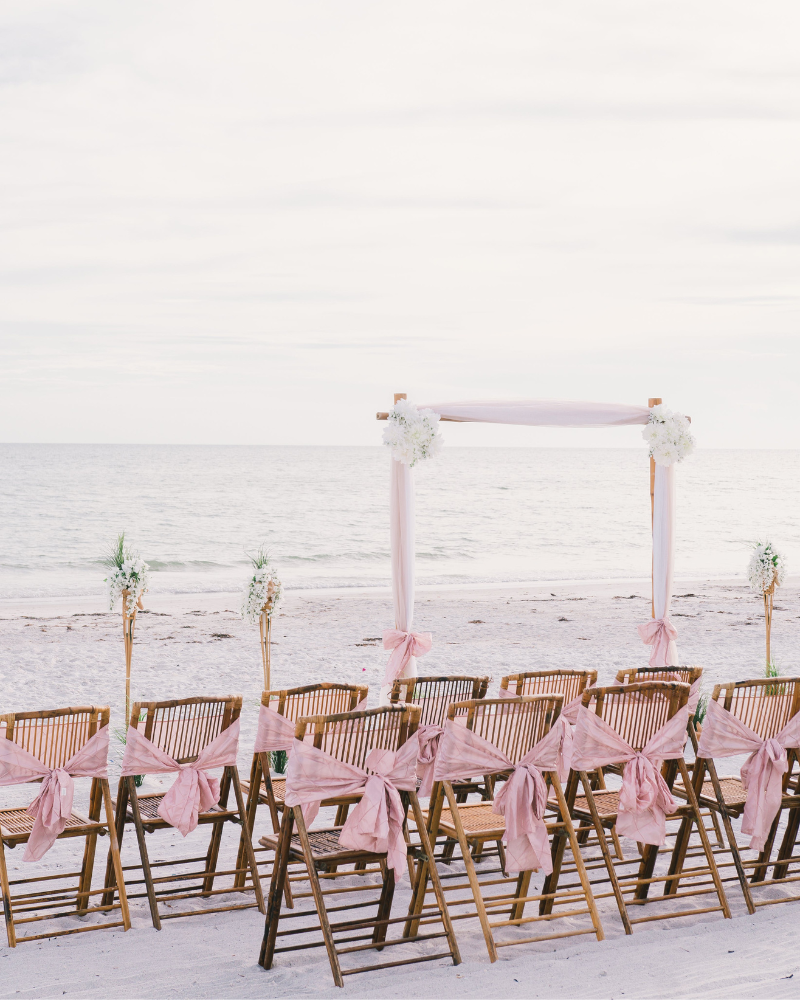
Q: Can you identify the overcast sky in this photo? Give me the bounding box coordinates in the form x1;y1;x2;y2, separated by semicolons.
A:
1;1;799;448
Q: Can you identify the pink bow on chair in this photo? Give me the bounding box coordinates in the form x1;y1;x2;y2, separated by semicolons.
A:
283;733;420;881
571;705;689;846
415;724;444;797
121;718;240;837
253;704;297;755
0;727;109;862
697;699;800;851
433;720;569;874
382;629;432;685
637;617;678;667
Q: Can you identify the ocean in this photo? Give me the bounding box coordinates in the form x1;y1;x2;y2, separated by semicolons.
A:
1;445;798;601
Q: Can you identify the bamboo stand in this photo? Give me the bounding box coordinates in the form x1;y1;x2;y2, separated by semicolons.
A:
121;590;139;725
259;609;272;692
764;583;774;672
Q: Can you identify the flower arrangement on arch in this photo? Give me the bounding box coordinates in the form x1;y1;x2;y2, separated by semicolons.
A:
242;544;283;624
748;540;786;675
105;532;150;614
641;404;695;466
382;398;443;467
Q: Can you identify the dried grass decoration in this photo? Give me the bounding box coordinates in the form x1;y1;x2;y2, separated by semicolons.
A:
242;544;282;691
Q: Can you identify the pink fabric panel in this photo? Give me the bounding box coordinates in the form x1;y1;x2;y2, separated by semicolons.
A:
697;699;800;850
571;705;688;846
420;400;651;427
382;629;432;687
415;724;444;797
639;463;678;666
254;704;297;753
0;727;109;862
283;734;419;880
121;718;240;837
498;687;516;699
688;678;701;715
637;618;678;668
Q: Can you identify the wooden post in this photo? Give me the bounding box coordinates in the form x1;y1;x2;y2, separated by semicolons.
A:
259;610;272;692
764;584;774;672
394;392;406;404
648;398;662;619
121;590;138;724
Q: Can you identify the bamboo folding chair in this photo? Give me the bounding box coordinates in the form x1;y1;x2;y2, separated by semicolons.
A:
676;677;800;914
553;681;730;934
390;675;491;726
103;695;264;929
244;683;369;836
0;706;130;946
500;668;597;702
259;704;461;986
407;696;603;961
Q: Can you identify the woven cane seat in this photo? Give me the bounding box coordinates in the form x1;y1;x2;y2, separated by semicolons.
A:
259;826;387;865
437;803;505;839
571;789;621;821
118;792;233;824
0;807;99;844
242;776;286;805
672;777;748;812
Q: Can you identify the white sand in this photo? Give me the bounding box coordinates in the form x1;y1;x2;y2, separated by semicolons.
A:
1;579;799;999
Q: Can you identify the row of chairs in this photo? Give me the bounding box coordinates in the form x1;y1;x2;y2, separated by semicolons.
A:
3;667;800;987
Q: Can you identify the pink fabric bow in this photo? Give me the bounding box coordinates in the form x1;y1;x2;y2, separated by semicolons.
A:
382;629;432;686
283;733;420;881
697;699;800;851
637;617;678;667
254;704;297;754
121;718;240;837
433;719;568;873
0;727;109;862
415;724;444;797
571;704;689;846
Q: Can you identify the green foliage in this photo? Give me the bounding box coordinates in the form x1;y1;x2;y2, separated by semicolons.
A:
693;693;708;728
104;532;127;570
247;542;272;570
271;749;288;774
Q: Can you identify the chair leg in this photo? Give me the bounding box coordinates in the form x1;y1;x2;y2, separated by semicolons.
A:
772;806;800;881
202;769;231;896
102;776;129;909
551;774;604;942
76;776;102;915
0;837;16;947
127;777;162;930
372;867;396;949
703;758;754;915
676;758;730;919
259;807;293;971
751;812;782;884
664;813;694;897
101;779;131;931
579;770;631;934
230;766;266;914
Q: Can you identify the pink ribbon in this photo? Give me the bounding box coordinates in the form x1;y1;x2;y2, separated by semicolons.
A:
415;724;444;797
254;704;297;754
382;629;432;686
283;733;420;881
571;704;689;846
0;727;109;862
121;718;240;837
433;719;569;873
697;699;800;851
637;617;678;667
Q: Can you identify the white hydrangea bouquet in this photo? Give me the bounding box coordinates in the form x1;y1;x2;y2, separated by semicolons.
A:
382;398;443;467
104;532;150;727
748;540;786;675
242;545;282;691
642;403;695;466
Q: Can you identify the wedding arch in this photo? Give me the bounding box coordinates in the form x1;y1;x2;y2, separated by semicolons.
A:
376;394;695;697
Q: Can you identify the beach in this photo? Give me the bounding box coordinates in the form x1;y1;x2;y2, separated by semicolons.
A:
2;579;799;998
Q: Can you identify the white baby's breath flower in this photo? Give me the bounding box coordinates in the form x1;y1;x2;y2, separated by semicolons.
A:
242;564;283;624
642;405;695;466
748;541;786;594
382;399;443;467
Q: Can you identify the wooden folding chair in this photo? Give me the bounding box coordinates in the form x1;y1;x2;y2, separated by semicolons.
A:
259;704;461;986
104;695;264;929
555;681;730;933
390;674;491;726
501;668;597;701
408;696;603;961
677;677;800;914
0;706;130;946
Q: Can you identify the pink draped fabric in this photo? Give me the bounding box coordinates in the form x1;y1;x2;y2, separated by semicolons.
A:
283;733;420;881
420;400;651;427
254;705;297;754
121;719;240;837
415;724;444;796
0;727;109;862
382;629;432;686
433;720;568;873
697;699;800;851
497;686;588;725
571;705;689;846
637;617;678;668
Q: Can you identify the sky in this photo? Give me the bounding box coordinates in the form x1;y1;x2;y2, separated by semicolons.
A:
1;1;799;448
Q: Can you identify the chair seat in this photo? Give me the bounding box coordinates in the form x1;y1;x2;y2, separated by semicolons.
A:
433;803;505;840
116;792;237;826
242;776;286;805
260;825;386;865
0;807;102;845
571;789;622;821
672;777;748;812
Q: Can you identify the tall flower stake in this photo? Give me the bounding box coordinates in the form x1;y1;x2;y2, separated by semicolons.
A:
748;541;786;675
105;532;150;724
242;545;283;692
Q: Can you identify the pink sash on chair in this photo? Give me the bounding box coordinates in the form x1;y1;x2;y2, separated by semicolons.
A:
283;733;421;881
254;705;298;755
571;705;689;846
433;720;569;874
415;724;444;796
121;719;240;837
0;727;110;862
697;699;800;851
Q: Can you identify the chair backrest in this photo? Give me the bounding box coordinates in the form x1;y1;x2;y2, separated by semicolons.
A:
582;682;689;752
131;696;241;764
295;705;419;770
390;675;490;726
615;665;703;687
710;677;800;740
447;696;562;765
263;683;368;723
0;706;109;771
500;669;597;703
